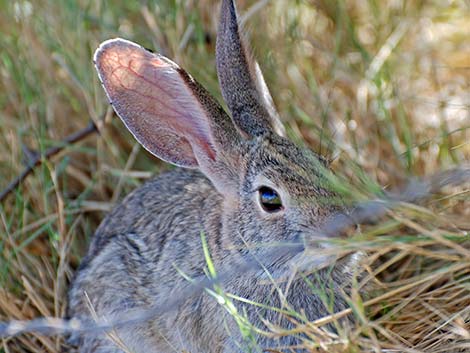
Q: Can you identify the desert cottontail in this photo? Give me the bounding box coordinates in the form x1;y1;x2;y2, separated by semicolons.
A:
68;0;355;352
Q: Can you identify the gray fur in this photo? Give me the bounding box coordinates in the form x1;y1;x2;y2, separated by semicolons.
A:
216;0;285;137
68;0;355;352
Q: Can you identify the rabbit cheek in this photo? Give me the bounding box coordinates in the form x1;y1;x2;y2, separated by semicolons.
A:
245;203;288;246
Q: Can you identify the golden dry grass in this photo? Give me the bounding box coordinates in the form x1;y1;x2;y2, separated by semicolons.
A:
0;0;469;352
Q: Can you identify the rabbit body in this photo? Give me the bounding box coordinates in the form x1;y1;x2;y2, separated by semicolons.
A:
68;0;354;352
69;165;350;353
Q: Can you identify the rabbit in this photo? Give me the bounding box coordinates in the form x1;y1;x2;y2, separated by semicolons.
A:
67;0;357;352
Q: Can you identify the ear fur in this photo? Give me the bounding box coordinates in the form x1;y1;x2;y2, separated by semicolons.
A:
94;38;235;169
216;0;286;137
94;38;241;191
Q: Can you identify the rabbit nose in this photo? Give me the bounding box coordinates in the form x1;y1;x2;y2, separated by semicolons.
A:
300;211;356;252
320;210;357;238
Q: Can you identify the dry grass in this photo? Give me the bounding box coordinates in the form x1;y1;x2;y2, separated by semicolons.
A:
0;0;469;352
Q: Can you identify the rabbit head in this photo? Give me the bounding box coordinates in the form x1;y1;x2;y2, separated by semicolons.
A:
94;0;346;272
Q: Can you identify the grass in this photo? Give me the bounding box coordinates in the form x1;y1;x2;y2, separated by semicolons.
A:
0;0;469;352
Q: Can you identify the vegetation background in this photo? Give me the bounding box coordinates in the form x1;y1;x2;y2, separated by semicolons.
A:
0;0;468;352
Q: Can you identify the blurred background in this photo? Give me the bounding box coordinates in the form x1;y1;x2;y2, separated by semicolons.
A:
0;0;468;352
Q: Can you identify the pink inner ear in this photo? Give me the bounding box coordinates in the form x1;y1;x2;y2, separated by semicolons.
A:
94;39;216;167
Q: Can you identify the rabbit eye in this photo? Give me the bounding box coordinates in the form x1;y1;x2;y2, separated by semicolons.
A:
258;186;283;213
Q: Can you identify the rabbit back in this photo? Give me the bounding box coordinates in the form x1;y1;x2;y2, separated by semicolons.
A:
68;168;232;352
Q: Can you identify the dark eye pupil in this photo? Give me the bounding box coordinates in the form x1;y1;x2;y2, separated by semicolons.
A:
258;186;283;213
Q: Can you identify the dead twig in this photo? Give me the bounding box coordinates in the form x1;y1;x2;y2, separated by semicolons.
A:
0;120;100;203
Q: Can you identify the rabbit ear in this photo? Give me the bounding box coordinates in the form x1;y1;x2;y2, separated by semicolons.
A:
216;0;286;138
94;38;239;178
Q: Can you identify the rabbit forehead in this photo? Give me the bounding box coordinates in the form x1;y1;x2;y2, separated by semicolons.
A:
246;134;334;197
